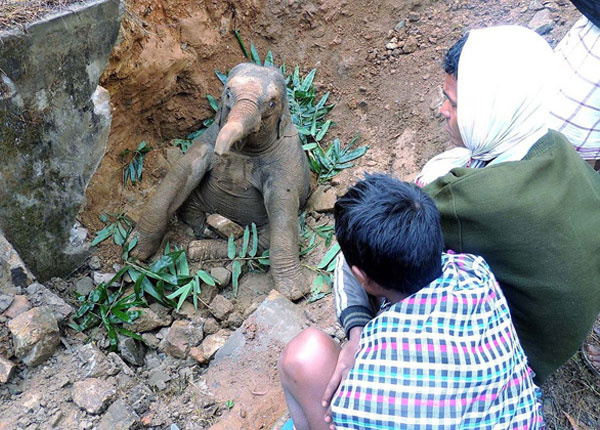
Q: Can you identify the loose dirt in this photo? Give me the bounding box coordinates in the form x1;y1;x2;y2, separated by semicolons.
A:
2;0;599;429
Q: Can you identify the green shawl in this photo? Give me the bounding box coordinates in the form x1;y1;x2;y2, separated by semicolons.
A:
424;130;600;384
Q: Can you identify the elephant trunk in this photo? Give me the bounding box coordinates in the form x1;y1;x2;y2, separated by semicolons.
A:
214;98;261;155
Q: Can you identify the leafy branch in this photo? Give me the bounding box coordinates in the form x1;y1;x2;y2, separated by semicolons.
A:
226;223;270;296
123;141;151;187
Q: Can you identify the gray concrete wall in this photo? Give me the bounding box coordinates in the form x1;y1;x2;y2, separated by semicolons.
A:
0;0;123;280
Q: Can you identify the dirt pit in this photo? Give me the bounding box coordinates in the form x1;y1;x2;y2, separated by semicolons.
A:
1;0;599;429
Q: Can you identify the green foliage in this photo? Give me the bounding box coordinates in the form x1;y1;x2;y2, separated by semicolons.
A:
75;238;217;347
225;399;235;410
179;33;368;182
226;223;269;296
307;136;368;183
123;141;151;187
297;214;340;302
69;267;145;351
91;213;137;259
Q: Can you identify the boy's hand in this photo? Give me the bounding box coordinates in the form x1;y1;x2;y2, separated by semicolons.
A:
321;326;363;428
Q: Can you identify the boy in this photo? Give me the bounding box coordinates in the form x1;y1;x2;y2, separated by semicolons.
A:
278;174;543;429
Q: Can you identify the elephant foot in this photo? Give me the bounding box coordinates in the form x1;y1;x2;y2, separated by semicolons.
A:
273;268;315;301
130;228;164;261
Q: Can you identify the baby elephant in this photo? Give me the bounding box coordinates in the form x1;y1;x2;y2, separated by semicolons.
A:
132;63;311;299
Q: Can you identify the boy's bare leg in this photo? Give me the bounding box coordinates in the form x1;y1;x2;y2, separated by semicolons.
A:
278;328;341;430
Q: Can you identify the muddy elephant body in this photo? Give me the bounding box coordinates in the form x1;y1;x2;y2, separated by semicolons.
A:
133;63;311;299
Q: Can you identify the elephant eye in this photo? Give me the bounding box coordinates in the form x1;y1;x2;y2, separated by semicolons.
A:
269;100;276;109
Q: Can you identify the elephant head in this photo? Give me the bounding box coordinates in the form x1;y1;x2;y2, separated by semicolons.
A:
214;63;292;156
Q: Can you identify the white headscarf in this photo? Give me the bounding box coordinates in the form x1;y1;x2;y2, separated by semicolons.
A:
416;26;557;186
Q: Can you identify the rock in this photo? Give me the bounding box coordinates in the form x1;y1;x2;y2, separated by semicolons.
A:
97;399;139;430
173;301;205;323
226;311;244;328
200;330;229;361
402;36;419;54
8;306;60;366
107;352;134;376
3;295;31;319
210;295;234;321
75;277;95;296
21;390;41;412
141;333;159;349
88;256;102;271
528;9;554;34
408;11;420;22
118;336;146;367
206;214;244;239
529;0;545;10
188;240;229;261
25;282;73;323
307;186;337;213
210;267;231;286
0;1;123;282
149;302;173;325
123;307;163;332
385;42;398;50
129;384;155;415
93;272;117;286
72;378;116;414
0;355;16;383
165;320;204;358
206;291;308;429
0;240;34;291
394;20;406;31
76;344;119;378
188;347;207;364
0;294;13;313
147;368;171;391
203;317;220;335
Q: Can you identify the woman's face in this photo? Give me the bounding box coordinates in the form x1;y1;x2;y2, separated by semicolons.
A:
440;74;465;148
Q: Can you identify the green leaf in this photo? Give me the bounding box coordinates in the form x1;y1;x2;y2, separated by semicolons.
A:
250;42;261;65
115;326;144;342
91;224;116;246
227;235;236;260
264;51;274;67
315;92;330;110
249;223;258;258
175;250;190;277
302;143;317;151
234;30;249;58
316;120;332;141
100;213;109;223
240;226;250;258
232;260;242;296
301;69;316;92
215;69;228;85
207;94;219;112
317;243;341;270
137;141;147;152
197;270;216;286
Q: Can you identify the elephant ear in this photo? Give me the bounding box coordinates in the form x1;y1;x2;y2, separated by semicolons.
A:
278;110;293;140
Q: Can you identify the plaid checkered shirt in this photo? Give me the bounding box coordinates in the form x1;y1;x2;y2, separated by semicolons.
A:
331;252;544;429
550;16;600;161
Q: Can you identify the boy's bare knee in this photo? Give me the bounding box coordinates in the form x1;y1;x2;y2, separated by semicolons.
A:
279;328;334;378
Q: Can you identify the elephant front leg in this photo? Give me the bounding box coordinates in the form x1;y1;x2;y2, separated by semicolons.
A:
132;141;214;260
264;186;309;300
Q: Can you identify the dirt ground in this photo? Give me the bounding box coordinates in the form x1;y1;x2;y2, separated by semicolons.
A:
2;0;599;429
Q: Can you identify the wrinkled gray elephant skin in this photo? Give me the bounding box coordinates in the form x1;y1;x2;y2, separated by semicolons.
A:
133;63;311;299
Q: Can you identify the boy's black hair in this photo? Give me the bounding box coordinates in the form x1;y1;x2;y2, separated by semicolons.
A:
443;33;469;78
334;174;443;295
